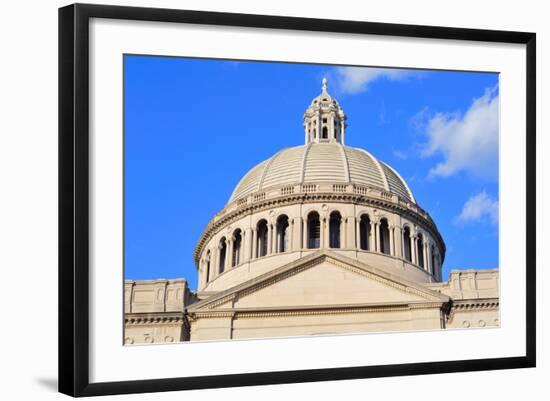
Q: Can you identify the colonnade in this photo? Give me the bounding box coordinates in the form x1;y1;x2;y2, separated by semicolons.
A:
201;210;441;285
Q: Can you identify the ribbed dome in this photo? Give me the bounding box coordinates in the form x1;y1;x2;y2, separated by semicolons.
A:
228;143;415;204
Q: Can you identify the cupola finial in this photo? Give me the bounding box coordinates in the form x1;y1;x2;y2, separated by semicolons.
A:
303;78;347;145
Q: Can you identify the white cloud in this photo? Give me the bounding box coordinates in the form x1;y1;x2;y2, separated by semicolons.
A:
336;67;419;94
455;191;499;225
392;149;408;160
420;86;499;179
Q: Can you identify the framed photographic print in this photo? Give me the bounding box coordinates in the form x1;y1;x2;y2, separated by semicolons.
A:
58;3;536;397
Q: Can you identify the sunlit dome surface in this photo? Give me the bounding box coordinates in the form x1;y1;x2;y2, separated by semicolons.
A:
228;143;416;204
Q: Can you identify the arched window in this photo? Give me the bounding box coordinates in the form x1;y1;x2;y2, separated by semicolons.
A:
205;250;211;283
403;226;412;262
379;219;390;255
329;211;342;248
313;128;317;138
417;233;425;268
322;126;328;139
359;214;370;250
218;237;227;274
232;229;242;267
276;215;289;253
256;219;268;257
307;212;321;249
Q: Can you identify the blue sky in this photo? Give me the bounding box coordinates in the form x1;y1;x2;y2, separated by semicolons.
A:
124;55;499;288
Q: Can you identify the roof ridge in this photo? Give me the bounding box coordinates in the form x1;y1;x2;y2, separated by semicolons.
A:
357;147;390;191
299;143;312;183
339;144;351;183
257;148;285;191
380;160;416;203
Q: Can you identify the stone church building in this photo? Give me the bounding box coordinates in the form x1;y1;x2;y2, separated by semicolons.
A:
124;79;499;344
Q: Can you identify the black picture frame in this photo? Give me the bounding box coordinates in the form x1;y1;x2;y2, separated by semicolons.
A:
58;3;536;397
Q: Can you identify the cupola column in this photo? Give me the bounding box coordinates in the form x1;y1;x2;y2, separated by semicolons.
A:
341;122;345;145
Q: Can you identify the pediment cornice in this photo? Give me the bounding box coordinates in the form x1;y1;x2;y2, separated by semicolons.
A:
188;250;449;313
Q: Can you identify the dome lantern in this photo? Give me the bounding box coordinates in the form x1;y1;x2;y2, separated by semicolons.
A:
303;78;347;145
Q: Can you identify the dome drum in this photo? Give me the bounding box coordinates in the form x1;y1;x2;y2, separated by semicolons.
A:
195;199;444;292
196;182;442;258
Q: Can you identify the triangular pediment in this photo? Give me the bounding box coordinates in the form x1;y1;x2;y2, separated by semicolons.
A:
188;251;449;312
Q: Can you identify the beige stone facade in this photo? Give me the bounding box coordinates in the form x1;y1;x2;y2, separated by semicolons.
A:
124;79;499;344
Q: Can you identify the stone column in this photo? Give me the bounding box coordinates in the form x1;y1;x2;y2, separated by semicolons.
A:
267;224;272;255
355;217;360;249
340;218;346;248
346;216;355;249
426;242;432;274
302;218;308;249
226;239;232;271
275;226;280;253
370;220;376;251
342;122;345;145
273;224;278;254
424;239;430;273
318;111;322;141
251;229;257;259
325;217;330;248
389;226;395;256
319;218;325;249
243;228;251;262
411;235;417;265
294;217;301;250
395;227;403;258
213;245;220;277
374;223;380;252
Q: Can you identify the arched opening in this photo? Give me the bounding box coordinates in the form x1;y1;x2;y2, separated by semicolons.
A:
218;237;227;274
359;214;370;250
329;211;342;248
322;126;328;139
256;219;268;257
403;226;412;262
313;128;317;138
379;219;390;255
307;212;321;249
276;215;289;253
205;250;211;283
232;229;242;267
417;234;425;268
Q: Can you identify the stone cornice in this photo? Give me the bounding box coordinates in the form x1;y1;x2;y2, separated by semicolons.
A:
193;191;446;267
125;312;187;326
188;300;447;320
446;298;500;323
